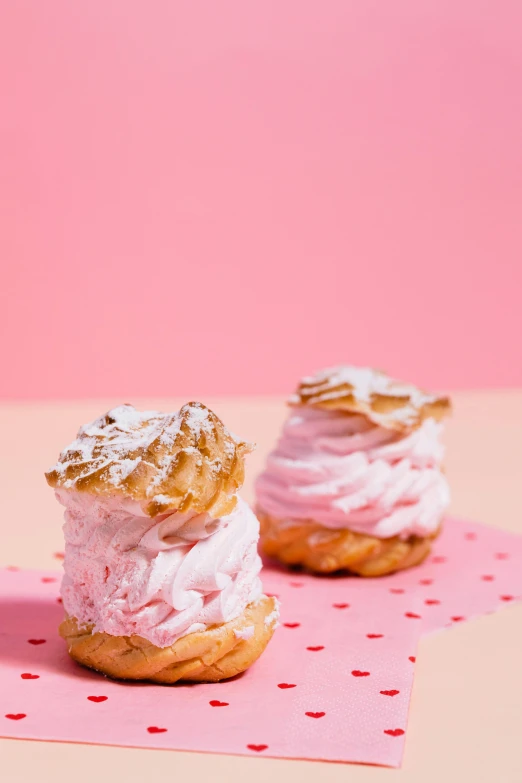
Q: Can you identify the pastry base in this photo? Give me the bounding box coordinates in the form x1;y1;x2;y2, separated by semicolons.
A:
258;511;438;576
59;596;278;683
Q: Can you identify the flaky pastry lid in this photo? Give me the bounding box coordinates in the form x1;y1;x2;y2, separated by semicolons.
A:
45;402;253;518
289;366;451;432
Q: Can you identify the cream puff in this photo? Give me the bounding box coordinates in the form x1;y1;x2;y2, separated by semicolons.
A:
256;366;451;576
46;402;278;682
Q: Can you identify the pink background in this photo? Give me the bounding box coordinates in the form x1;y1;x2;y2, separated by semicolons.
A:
1;1;521;400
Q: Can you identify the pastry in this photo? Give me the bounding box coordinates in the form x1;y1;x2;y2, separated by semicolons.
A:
46;402;278;682
256;366;451;576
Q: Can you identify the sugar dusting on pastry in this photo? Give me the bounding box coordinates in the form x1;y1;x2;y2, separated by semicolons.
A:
48;403;277;681
234;625;255;640
46;402;253;518
290;365;450;432
264;598;281;629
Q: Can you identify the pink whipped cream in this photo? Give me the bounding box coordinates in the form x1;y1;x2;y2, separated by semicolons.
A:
256;407;450;539
56;491;264;647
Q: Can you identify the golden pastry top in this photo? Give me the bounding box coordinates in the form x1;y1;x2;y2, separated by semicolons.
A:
289;365;450;432
45;402;253;518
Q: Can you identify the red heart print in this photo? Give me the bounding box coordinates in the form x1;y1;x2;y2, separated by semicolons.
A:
451;616;465;622
389;588;404;594
54;552;65;559
41;577;57;584
419;579;433;585
283;622;300;628
209;700;229;707
432;556;447;563
87;696;108;703
352;670;370;677
27;639;46;645
380;690;400;697
57;597;63;604
278;683;296;689
5;714;26;721
495;553;509;560
20;673;39;680
481;575;495;581
384;728;404;737
501;595;514;601
465;532;477;541
425;599;440;606
147;726;167;734
307;646;324;652
405;612;421;619
332;603;349;609
305;711;325;719
409;656;416;662
367;634;383;639
247;744;268;752
289;581;304;588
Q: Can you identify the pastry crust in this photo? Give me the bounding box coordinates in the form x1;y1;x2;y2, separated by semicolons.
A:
59;596;278;683
258;510;437;577
290;366;450;433
46;402;253;518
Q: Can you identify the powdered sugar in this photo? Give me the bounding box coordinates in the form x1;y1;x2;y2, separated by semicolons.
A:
264;598;281;629
234;625;255;640
293;365;446;427
46;402;253;517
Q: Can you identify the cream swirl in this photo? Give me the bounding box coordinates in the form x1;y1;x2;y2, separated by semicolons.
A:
256;407;450;539
57;490;263;648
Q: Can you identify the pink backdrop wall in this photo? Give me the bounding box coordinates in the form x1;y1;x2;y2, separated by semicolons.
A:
1;1;521;399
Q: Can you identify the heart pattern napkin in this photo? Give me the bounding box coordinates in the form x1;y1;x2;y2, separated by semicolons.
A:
1;517;521;767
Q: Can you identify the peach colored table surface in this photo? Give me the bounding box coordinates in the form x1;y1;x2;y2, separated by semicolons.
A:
1;392;521;782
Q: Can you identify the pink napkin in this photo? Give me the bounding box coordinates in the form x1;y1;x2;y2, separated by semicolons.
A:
1;517;521;767
377;518;522;634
